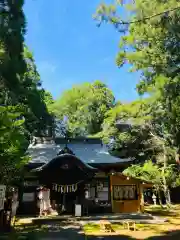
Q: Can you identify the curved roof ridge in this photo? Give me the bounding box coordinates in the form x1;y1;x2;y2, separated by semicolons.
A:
32;153;98;172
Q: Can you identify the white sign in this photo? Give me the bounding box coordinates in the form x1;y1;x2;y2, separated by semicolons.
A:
22;192;35;202
24;181;39;187
52;183;78;193
0;185;6;210
75;204;81;217
97;191;109;201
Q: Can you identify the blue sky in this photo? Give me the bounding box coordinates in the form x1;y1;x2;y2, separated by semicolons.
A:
24;0;140;102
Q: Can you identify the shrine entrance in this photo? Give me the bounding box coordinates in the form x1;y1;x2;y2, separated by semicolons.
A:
50;182;85;214
34;151;97;215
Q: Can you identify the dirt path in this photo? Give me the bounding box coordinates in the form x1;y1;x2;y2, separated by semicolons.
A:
14;207;180;240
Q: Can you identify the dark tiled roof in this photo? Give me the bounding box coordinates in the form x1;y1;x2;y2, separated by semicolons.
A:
27;142;60;164
55;137;102;145
27;138;132;164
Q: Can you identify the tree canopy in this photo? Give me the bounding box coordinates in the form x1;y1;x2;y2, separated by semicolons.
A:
95;0;180;154
0;106;29;185
52;80;115;137
0;1;54;184
95;0;180;204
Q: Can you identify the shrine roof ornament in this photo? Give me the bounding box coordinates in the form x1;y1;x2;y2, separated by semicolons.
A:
57;146;75;156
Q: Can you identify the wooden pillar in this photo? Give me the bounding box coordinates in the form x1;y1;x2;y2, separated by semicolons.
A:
0;210;3;230
62;194;66;211
109;175;114;213
108;175;111;204
139;183;144;213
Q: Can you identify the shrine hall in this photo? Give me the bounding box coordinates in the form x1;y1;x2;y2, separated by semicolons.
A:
18;137;148;216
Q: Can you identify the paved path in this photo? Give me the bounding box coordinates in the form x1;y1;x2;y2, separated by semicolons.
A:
79;213;167;225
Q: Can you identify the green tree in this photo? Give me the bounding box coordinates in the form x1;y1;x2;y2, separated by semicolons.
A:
0;43;54;138
103;96;180;204
123;160;179;205
0;0;52;137
0;106;29;185
103;99;155;161
52;80;115;136
0;0;30;185
21;46;54;137
95;0;180;157
95;0;180;205
0;0;27;96
0;1;54;186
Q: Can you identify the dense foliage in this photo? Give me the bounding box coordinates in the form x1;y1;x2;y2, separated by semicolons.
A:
103;99;157;161
95;0;180;204
0;106;29;184
0;1;53;184
96;0;180;155
52;81;115;137
21;46;54;137
123;160;179;205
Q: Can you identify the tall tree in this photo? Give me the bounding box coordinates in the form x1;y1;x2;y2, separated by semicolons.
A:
0;0;27;96
21;46;54;137
0;0;52;137
52;81;115;137
0;1;54;184
95;0;180;158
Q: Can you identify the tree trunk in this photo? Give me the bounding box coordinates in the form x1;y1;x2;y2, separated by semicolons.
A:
149;132;172;206
162;144;171;206
157;188;163;207
164;186;171;206
163;181;171;206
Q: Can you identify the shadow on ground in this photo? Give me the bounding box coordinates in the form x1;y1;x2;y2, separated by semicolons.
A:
1;219;180;239
14;229;180;240
79;213;154;221
86;230;180;240
145;209;178;217
147;230;180;240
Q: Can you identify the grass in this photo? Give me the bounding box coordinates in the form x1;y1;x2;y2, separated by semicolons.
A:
2;204;180;239
83;204;180;238
84;223;125;234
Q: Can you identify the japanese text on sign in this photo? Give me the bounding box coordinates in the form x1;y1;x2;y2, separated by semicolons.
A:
113;185;137;200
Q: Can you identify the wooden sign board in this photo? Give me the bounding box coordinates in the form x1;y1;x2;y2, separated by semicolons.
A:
113;185;138;200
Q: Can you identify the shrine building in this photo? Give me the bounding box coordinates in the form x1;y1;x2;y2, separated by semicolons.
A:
18;137;149;216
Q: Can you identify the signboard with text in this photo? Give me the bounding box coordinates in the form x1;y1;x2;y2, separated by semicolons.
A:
113;185;138;201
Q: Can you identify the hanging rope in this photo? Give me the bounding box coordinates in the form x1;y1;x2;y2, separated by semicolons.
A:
52;180;84;193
